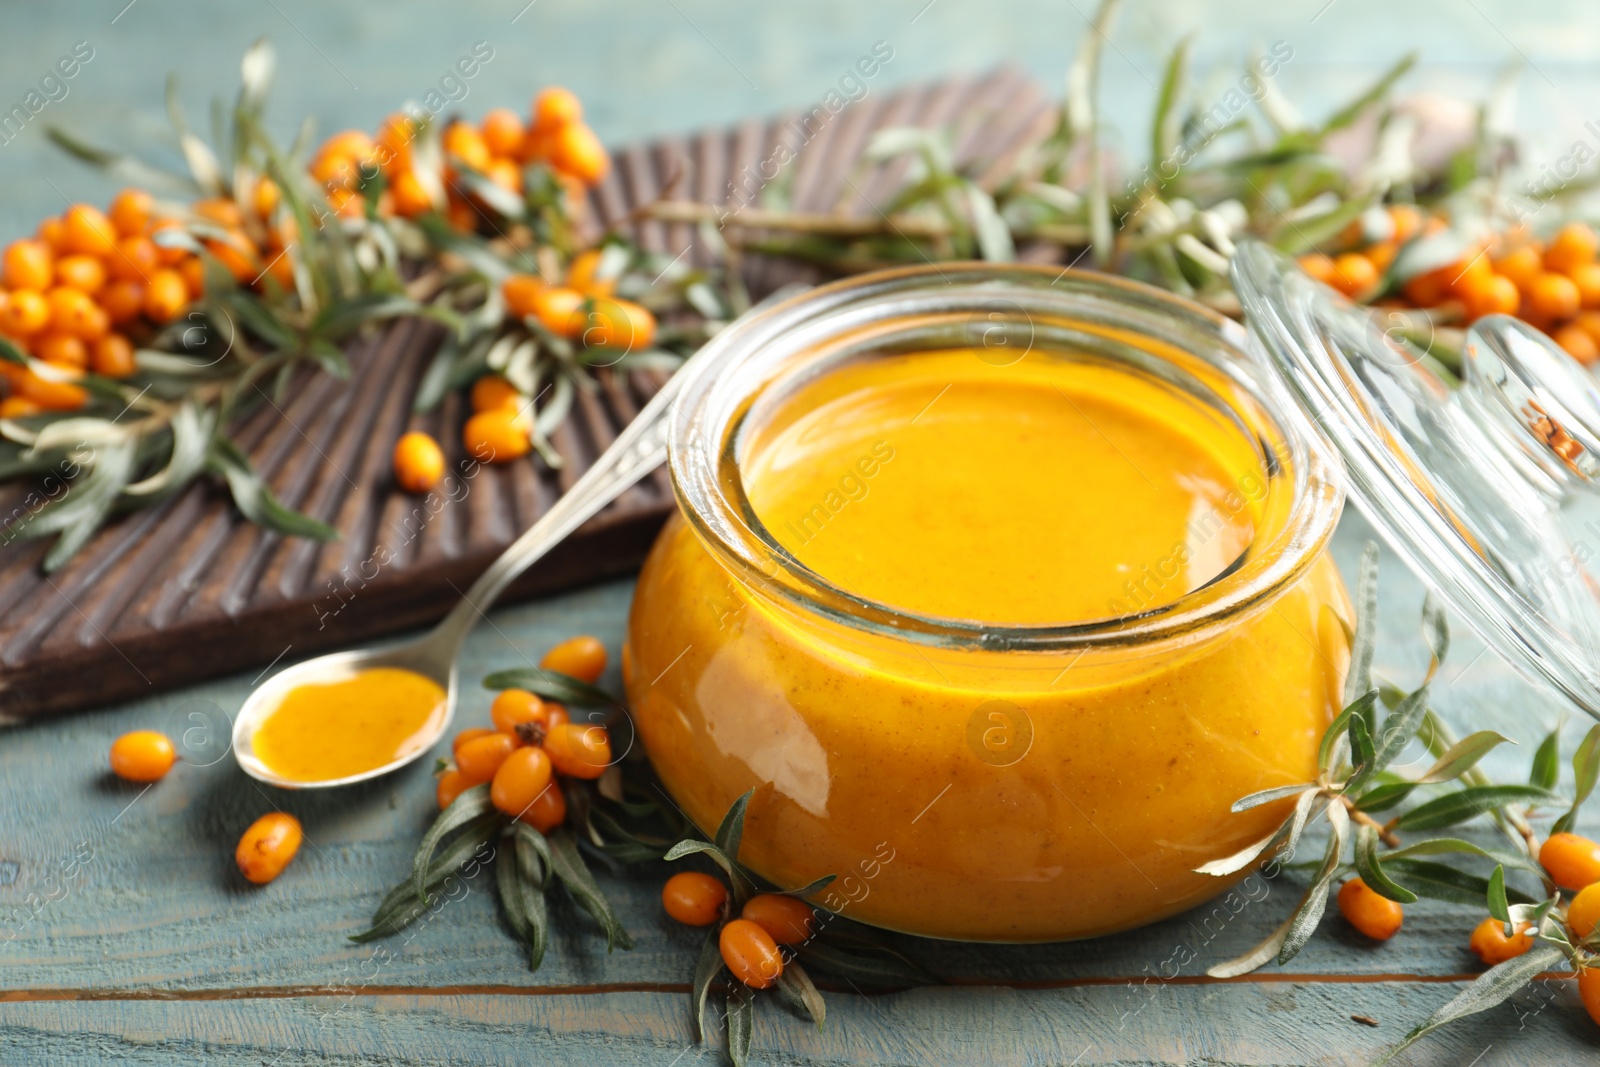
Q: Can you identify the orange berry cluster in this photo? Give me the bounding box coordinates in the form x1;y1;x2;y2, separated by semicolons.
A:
1301;210;1600;365
436;636;613;830
0;186;292;417
107;728;303;885
661;870;817;990
310;86;609;233
1338;830;1600;1027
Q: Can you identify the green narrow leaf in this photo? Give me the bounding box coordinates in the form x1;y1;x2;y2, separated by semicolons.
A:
350;812;501;941
1350;780;1417;813
513;826;550;970
1348;711;1376;782
496;836;529;937
1149;38;1191;180
547;829;634;951
1417;731;1513;784
1231;782;1318;813
1371;684;1431;774
1378;837;1543;878
796;939;939;989
1318;693;1372;773
1553;725;1600;834
784;874;837;899
1344;550;1382;716
23;441;137;572
774;959;826;1028
1277;802;1348;965
1371;944;1562;1066
726;982;755;1067
1392;785;1562;832
1486;864;1509;924
692;926;724;1042
1420;592;1450;672
716;790;755;866
964;183;1014;262
481;667;618;707
411;785;495;905
1381;859;1536;907
208;437;340;542
1318;53;1418;138
1530;728;1560;790
1354;824;1417;904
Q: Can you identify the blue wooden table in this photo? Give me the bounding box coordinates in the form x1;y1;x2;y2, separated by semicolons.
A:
3;511;1598;1065
7;1;1600;1062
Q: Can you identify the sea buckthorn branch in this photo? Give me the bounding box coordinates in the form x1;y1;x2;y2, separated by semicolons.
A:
1201;543;1600;1055
659;788;937;1067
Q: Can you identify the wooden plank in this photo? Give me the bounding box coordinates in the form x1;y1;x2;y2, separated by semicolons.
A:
0;979;1589;1066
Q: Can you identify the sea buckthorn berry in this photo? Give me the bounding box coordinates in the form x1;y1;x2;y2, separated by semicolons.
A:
741;893;817;945
390;171;433;218
1402;265;1453;308
1494;245;1545;292
253;178;282;220
533;87;582;131
490;688;548;735
551;123;609;185
471;374;523;414
0;396;41;418
1337;877;1403;940
1388;204;1423;244
1568;882;1600;942
453;727;494;759
36;216;65;251
47;288;105;340
463;409;531;463
720;918;784;989
1554;324;1600;365
437;768;471;810
1582;967;1600;1027
109;730;176;782
543;722;612;779
545;703;570;730
15;368;87;410
566;249;616;298
102;280;146;325
205;234;260;283
490;746;555;818
235;812;303;885
108;188;154;237
144;269;189;323
1545;222;1599;274
1468;917;1532;966
1364;242;1398;274
322;129;376;163
311;153;358;190
148;219;191;266
580;298;657;354
55;254;107;294
532;286;586;339
501;273;547;319
521;779;567;831
485;157;523;194
392;431;446;494
110;235;159;282
481;107;526;157
376;114;417;174
62;204;117;257
4;239;54;290
1329;253;1379;299
1540;832;1600;890
1525;272;1582;323
1569;262;1600;309
0;289;50;335
456;731;517;784
91;334;137;378
443;123;492;172
36;333;88;370
1461;273;1519;321
662;871;728;926
179;256;206;298
541;635;607;683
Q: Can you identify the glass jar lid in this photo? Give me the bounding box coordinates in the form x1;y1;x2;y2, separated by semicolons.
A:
1233;239;1600;719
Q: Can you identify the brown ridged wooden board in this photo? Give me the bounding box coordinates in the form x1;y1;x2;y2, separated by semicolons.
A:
0;68;1054;722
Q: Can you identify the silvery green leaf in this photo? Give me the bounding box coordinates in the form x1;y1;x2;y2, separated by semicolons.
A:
1318;52;1417;138
1486;864;1509;924
1553;724;1600;834
966;183;1014;262
547;829;633;951
1344;543;1379;707
726;982;755;1067
691;926;723;1041
715;789;753;867
1381;860;1535;907
1199;787;1317;877
32;441;137;571
348;812;501;942
1417;731;1512;784
125;402;215;497
44;127;198;195
1371;945;1562;1066
410;785;494;905
1393;785;1561;832
239;38;275;106
774;959;826;1028
1149;38;1190;173
1207;907;1297;979
24;417;131;458
1276;799;1348;965
504;339;538;396
1371;684;1430;774
1174;233;1229;275
180;133;227;197
1420;592;1450;671
1378;837;1542;878
1354;824;1416;904
1231;783;1318;813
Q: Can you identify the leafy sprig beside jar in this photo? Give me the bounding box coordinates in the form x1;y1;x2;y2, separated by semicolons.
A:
1206;542;1600;1053
660;789;939;1067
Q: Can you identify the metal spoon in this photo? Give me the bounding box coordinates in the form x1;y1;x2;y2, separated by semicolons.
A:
231;361;686;789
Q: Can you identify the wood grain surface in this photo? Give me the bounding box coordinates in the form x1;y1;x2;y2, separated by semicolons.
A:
4;513;1600;1065
0;67;1055;724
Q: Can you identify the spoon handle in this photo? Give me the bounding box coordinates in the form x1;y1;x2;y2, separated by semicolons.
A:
431;369;685;654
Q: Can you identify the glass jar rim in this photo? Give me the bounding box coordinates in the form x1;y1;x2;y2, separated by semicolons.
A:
665;263;1344;652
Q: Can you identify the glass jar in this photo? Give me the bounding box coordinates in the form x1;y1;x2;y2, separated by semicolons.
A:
624;264;1348;941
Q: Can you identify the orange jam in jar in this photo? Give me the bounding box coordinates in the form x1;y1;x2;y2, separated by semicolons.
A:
627;266;1348;940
